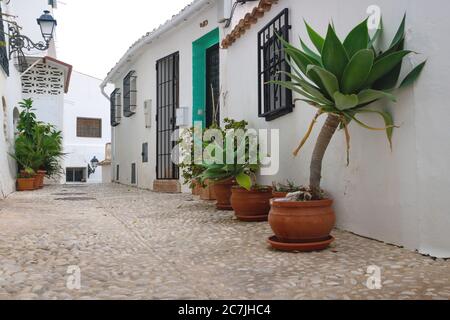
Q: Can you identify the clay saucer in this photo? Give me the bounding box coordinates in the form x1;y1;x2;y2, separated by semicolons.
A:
216;205;233;211
268;236;335;252
236;214;269;222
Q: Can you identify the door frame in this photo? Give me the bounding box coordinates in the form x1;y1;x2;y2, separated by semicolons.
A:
192;28;220;128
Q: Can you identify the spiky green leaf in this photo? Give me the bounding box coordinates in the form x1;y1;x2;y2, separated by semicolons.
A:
300;38;322;65
341;49;374;94
365;50;412;86
307;65;340;99
400;61;427;88
354;109;396;150
390;14;406;48
343;18;369;58
334;92;359;110
304;20;325;53
368;17;383;48
322;24;349;80
357;89;397;105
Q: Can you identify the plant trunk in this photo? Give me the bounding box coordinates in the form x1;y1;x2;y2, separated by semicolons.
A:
310;114;341;200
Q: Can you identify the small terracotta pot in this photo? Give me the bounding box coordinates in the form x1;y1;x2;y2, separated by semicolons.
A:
213;178;236;211
36;170;46;189
17;177;36;191
200;180;216;201
272;191;288;198
231;187;273;222
269;199;335;244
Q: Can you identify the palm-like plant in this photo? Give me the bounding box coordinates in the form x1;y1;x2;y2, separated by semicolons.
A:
274;15;426;199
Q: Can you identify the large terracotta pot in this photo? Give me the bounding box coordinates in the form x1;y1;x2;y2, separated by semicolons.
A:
36;170;47;189
200;180;216;201
269;199;335;244
231;187;273;222
17;177;36;191
192;180;202;196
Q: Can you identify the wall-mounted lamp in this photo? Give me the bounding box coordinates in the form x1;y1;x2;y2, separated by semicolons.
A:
8;10;57;58
88;156;99;178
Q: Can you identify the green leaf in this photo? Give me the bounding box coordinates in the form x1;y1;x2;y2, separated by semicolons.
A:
334;92;359;110
321;24;349;81
365;50;412;86
307;65;340;99
341;49;374;94
236;172;252;191
368;17;383;48
357;89;397;105
343;18;369;59
300;38;322;65
285;47;315;75
390;13;406;48
278;71;333;105
400;61;427;88
304;20;325;53
354;110;396;150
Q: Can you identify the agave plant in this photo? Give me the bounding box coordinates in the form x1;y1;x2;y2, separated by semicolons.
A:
273;15;426;199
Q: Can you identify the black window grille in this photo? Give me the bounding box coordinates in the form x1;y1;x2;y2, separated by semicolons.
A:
76;118;102;138
116;165;120;181
258;8;292;121
0;5;9;76
131;163;136;185
142;142;148;163
123;71;137;117
110;89;121;127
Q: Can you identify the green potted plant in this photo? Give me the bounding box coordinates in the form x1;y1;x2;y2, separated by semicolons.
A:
272;180;302;198
269;15;426;251
16;168;37;191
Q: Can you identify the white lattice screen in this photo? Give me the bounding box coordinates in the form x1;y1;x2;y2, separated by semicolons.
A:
21;62;64;96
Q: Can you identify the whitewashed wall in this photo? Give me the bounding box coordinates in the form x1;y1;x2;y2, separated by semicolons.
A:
110;3;220;190
63;71;111;184
223;0;450;258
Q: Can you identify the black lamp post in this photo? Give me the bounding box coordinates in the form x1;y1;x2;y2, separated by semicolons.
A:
8;10;58;58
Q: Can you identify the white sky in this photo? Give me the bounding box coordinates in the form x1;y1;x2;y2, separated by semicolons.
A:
54;0;193;80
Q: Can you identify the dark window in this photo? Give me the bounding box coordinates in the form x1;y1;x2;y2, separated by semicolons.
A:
131;163;136;185
142;142;148;163
110;89;121;127
206;43;220;128
123;71;137;117
116;165;120;181
77;118;102;138
0;5;9;76
156;52;179;180
66;168;86;183
258;9;292;121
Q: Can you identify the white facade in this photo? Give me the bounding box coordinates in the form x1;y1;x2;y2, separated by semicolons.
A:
222;0;450;258
0;0;58;197
103;0;450;258
63;71;111;184
102;0;221;190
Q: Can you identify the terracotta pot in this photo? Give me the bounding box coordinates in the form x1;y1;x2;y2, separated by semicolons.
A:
269;199;335;244
17;177;36;191
192;180;202;196
272;191;288;198
213;179;235;211
231;187;273;222
200;180;216;201
36;170;47;189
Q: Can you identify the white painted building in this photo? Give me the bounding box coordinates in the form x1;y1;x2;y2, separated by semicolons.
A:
63;71;111;184
101;0;223;192
0;0;111;197
102;0;450;258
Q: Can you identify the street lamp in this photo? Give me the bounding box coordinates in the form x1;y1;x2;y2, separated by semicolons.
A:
37;10;58;43
88;156;99;178
8;10;58;57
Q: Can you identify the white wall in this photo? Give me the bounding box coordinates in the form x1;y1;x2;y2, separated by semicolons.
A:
110;2;220;190
63;71;111;184
223;0;450;258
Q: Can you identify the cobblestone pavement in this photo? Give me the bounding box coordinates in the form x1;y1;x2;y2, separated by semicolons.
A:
0;184;449;300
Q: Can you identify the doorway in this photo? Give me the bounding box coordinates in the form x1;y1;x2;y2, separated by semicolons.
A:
205;43;220;128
